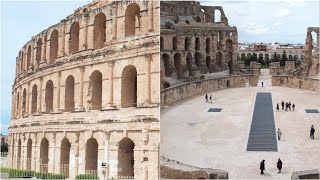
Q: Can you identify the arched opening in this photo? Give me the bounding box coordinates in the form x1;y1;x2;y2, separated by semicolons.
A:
69;22;80;53
311;31;318;47
253;53;257;60
60;138;71;178
22;89;27;114
195;52;202;70
288;54;293;61
226;80;230;87
45;80;54;113
206;56;212;73
265;54;270;61
65;75;75;112
206;38;211;53
185;37;190;51
21;53;24;71
93;13;106;50
195;37;200;50
50;30;59;64
125;3;140;36
216;52;223;68
241;53;246;61
36;38;42;66
174;53;182;77
90;71;102;110
121;65;137;108
228;52;233;74
118;138;135;177
17;139;21;169
226;39;233;50
85;138;98;174
172;37;177;50
162;54;171;77
31;85;38;114
16;92;20;113
160;37;164;51
27;138;32;170
214;9;221;23
186;52;193;76
316;63;319;74
194;16;201;22
40;137;49;173
27;45;32;69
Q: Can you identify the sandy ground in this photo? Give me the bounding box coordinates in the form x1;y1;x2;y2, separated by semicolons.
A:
161;69;320;179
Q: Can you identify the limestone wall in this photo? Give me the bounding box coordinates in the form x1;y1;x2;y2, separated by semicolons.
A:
161;75;259;107
272;75;320;92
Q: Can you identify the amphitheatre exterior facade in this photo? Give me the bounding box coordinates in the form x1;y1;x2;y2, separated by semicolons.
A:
8;0;160;179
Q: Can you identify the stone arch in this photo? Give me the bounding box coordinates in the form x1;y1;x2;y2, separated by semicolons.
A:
311;31;318;47
259;53;263;61
214;9;221;23
186;52;193;76
316;63;319;74
228;52;233;74
125;3;140;36
162;53;171;77
206;56;212;73
216;52;223;68
160;37;164;51
195;52;202;70
27;45;32;69
247;53;252;58
121;65;137;108
69;22;80;53
195;37;200;50
288;54;293;61
93;13;106;50
206;38;211;53
27;138;32;170
45;80;54;113
90;71;102;110
85;138;98;173
194;16;201;22
40;137;49;172
60;137;71;178
22;89;27;114
118;137;135;177
185;37;191;51
50;30;59;64
226;80;230;88
226;39;233;50
31;84;38;114
172;37;177;50
174;53;182;77
253;53;257;60
36;38;42;66
265;54;269;61
16;92;20;113
17;139;21;169
241;53;246;60
65;75;75;112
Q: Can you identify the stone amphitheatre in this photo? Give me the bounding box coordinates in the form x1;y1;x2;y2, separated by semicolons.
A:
160;1;320;179
7;0;160;179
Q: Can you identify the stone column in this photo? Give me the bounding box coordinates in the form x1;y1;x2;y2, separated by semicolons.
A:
19;86;22;117
51;133;56;173
56;71;61;112
74;132;80;177
84;13;89;50
145;54;152;104
108;61;114;106
42;35;47;62
112;4;118;40
104;132;110;178
27;82;30;116
79;66;85;111
148;1;153;32
39;77;43;113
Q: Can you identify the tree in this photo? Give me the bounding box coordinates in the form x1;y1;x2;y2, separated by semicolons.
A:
280;50;287;67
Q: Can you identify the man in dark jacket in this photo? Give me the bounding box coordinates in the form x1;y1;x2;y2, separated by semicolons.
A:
260;160;265;175
277;158;283;173
310;125;315;139
281;101;284;110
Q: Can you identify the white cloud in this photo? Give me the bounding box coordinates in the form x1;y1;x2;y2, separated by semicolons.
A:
273;21;283;26
245;22;269;35
0;123;9;134
272;9;291;17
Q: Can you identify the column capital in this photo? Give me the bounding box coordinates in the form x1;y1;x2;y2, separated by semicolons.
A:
145;53;153;61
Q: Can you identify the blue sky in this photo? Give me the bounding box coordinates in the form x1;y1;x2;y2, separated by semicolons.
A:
201;0;319;43
0;0;90;135
0;0;319;135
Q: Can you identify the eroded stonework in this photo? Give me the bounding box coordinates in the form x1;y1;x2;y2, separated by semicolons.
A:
8;0;160;179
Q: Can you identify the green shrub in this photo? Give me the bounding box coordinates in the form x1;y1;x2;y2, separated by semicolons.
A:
0;167;65;179
75;173;99;179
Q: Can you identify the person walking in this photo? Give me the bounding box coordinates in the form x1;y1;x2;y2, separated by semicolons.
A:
209;95;212;103
310;125;315;139
277;128;282;140
276;103;279;110
292;103;295;111
277;158;283;173
205;94;208;103
260;160;265;175
289;102;291;111
281;101;284;110
261;82;264;88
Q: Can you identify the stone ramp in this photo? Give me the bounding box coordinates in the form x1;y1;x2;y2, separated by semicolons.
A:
247;92;278;151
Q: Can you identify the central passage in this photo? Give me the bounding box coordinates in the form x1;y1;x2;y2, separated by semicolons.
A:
246;92;278;152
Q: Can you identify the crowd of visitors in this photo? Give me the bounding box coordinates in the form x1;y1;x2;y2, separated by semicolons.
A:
276;101;295;111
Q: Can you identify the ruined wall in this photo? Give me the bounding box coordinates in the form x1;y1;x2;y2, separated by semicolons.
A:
160;1;238;88
303;27;319;77
161;75;259;107
272;76;320;92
